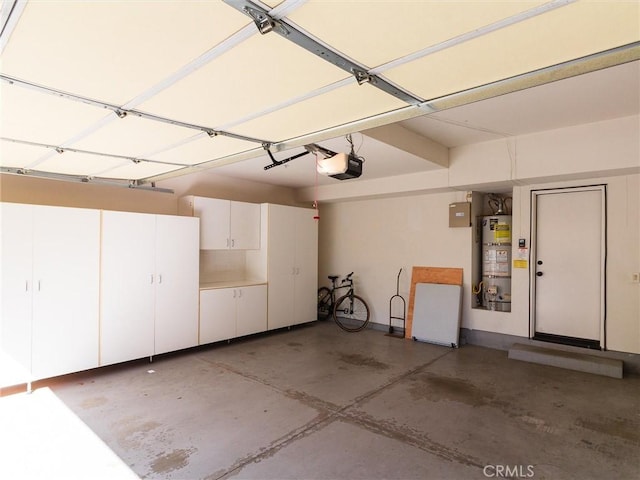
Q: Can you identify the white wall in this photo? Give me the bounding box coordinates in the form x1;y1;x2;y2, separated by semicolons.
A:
317;191;471;332
316;115;640;354
318;174;639;354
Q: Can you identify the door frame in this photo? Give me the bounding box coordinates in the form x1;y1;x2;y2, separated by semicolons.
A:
529;184;607;349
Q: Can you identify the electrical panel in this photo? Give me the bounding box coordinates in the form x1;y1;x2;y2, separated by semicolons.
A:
449;202;471;227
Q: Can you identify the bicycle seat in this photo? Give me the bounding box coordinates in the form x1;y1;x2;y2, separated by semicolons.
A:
328;275;339;281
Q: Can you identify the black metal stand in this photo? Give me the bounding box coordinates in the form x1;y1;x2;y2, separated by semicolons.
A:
387;268;406;338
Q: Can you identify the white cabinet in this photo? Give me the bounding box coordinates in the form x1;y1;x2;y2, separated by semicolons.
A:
266;205;318;330
0;203;100;380
100;211;199;366
1;203;33;377
200;288;236;344
199;285;267;344
236;285;268;337
179;196;260;250
154;215;200;355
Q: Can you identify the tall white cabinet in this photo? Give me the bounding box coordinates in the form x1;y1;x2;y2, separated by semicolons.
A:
100;211;199;366
266;204;318;330
0;203;100;380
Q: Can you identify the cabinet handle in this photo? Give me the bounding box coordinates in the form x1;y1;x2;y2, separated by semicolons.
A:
233;289;236;298
226;238;230;248
231;238;235;248
150;274;154;284
238;289;242;298
25;280;29;292
38;280;41;291
159;274;163;284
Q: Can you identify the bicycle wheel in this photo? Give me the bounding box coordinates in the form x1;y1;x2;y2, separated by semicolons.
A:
333;293;370;332
317;287;332;320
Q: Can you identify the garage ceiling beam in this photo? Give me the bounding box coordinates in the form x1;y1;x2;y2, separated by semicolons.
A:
363;124;449;169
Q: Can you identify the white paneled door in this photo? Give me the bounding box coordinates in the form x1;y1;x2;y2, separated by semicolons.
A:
266;205;297;330
199;288;237;344
194;197;231;250
236;285;268;337
532;187;605;346
1;203;34;373
293;208;319;325
154;214;199;355
229;201;261;250
31;206;101;379
100;211;156;365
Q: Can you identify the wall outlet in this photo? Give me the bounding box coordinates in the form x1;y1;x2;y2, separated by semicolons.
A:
632;272;640;284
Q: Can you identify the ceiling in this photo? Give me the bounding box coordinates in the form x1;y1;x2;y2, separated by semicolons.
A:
0;0;638;191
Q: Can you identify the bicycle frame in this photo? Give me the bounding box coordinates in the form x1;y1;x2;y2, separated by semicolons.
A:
324;273;354;307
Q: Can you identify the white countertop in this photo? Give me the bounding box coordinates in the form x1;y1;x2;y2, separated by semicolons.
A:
200;280;267;290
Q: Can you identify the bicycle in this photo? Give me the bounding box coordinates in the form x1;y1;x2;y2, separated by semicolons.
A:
317;272;370;332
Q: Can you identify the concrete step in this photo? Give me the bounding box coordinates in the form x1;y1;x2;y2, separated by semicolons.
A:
508;343;623;379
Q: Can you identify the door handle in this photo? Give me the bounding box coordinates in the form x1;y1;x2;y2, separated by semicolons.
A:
536;272;543;277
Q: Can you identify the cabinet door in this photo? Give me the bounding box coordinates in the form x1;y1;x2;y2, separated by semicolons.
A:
199;288;236;344
230;201;260;250
293;209;319;325
266;205;296;330
31;206;100;379
236;285;267;337
194;197;230;249
0;203;33;375
101;211;155;366
155;215;199;354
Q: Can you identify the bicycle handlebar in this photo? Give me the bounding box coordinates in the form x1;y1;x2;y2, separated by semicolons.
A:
341;272;354;284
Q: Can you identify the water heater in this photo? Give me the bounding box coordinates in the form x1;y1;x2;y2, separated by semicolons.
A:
481;215;512;312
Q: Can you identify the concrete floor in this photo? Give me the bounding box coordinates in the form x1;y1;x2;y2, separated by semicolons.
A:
44;321;639;480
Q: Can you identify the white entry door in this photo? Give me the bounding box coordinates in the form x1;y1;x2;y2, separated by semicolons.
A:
532;186;605;347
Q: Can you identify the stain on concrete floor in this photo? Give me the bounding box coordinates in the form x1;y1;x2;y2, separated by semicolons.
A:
80;396;108;409
150;447;196;475
338;353;390;370
408;372;492;407
576;415;640;443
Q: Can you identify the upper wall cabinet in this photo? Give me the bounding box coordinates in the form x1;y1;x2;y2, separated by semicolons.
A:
179;196;260;250
0;203;100;381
